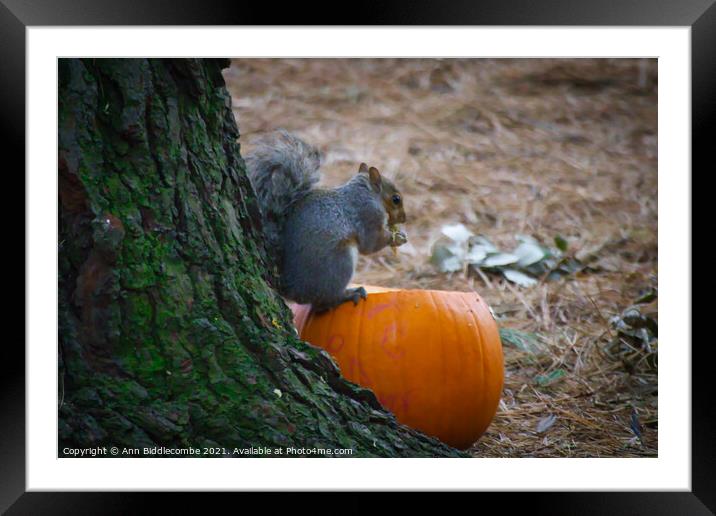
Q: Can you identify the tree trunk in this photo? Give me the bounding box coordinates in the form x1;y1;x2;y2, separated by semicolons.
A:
58;58;464;458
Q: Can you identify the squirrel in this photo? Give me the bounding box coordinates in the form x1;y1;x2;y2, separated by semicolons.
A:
245;130;408;313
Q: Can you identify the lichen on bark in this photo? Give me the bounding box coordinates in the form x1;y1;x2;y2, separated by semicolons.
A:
58;58;464;457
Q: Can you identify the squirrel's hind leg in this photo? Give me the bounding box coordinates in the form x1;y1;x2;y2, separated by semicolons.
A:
345;286;367;304
312;287;367;314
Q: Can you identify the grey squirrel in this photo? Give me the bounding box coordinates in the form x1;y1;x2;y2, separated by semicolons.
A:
246;130;408;313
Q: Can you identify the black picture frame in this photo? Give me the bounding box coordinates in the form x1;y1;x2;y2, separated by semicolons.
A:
5;0;709;513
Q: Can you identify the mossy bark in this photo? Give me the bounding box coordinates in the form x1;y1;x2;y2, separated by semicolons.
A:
58;58;464;458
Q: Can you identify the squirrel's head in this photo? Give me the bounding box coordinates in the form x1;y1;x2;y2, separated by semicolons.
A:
358;162;406;225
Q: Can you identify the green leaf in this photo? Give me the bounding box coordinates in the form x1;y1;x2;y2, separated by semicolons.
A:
499;328;546;355
535;369;566;386
635;289;657;304
554;235;568;252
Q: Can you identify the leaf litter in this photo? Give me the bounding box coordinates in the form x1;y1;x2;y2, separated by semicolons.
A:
431;224;590;288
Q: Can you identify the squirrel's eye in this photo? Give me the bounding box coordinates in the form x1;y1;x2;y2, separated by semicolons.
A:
392;194;401;205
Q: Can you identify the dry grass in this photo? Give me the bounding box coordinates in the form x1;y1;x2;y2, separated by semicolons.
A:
224;58;658;458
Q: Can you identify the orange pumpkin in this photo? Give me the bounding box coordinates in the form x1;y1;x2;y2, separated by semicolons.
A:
289;285;504;449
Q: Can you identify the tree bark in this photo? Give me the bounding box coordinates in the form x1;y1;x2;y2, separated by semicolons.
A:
58;58;464;458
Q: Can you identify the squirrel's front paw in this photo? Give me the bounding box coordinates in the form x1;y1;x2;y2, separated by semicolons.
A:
390;230;408;247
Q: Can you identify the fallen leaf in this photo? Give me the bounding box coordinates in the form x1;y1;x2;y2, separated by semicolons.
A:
535;369;566;386
441;223;473;243
554;235;568;252
499;328;547;355
503;268;538;287
483;252;520;267
536;414;557;433
513;240;547;267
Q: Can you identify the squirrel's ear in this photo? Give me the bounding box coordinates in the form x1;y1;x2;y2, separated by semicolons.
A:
368;166;382;191
358;162;369;174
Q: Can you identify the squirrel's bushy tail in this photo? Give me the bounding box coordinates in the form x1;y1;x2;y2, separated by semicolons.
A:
245;130;322;268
